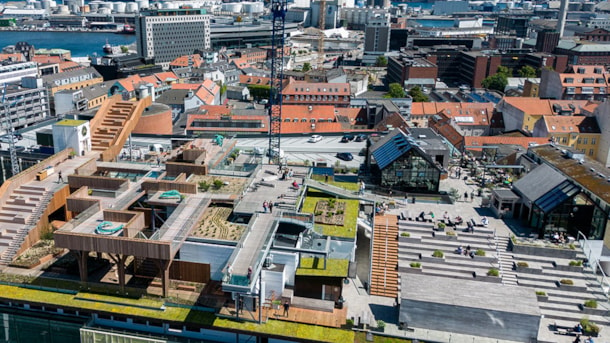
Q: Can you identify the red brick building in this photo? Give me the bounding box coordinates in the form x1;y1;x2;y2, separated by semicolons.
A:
282;79;351;107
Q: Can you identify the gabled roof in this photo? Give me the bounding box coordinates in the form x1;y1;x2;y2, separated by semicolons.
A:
283;79;350;96
169;54;203;68
534;180;581;213
370;129;418;170
513;163;567;204
500;97;595;115
410;102;494;117
543;115;600;134
31;55;61;64
155;71;178;83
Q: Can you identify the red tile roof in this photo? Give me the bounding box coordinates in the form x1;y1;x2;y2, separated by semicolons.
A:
283;78;350;96
411;102;494;117
169;54;203;68
464;136;551;151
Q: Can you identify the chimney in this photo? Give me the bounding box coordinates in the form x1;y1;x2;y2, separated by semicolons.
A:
557;0;569;38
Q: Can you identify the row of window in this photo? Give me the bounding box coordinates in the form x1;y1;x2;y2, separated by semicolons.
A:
285;95;348;101
564;77;607;84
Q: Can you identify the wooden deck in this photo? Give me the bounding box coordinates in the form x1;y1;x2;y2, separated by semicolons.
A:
218;302;347;328
370;214;399;298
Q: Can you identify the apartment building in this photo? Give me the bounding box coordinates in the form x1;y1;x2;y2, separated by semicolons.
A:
136;8;211;68
1;78;50;133
540;65;609;101
533;116;601;159
0;61;38;85
283;79;351;107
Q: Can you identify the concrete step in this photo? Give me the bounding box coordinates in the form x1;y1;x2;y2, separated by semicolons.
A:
19;185;47;192
539;308;609;326
2;204;36;212
13;189;42;196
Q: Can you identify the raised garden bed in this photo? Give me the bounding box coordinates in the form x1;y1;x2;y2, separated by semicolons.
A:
10;240;64;269
193;207;245;241
313;199;346;226
553;261;584;272
514;262;543;274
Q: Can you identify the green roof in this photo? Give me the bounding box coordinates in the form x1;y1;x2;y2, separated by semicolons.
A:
296;258;349;277
55;119;87;127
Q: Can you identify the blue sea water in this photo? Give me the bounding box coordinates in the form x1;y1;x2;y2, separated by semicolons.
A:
0;31;135;57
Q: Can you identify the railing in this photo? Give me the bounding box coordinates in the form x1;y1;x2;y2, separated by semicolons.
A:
577;231;610;297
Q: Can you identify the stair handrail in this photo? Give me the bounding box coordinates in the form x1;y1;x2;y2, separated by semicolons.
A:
577;231;610;298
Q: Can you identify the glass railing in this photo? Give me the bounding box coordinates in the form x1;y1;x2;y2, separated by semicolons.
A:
577;231;610;298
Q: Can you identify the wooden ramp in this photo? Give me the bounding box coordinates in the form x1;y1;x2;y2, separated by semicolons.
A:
370;214;399;298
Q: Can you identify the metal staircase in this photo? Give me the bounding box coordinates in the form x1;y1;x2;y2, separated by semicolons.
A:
496;235;518;286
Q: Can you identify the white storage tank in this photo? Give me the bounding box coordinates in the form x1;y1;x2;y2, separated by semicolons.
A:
221;2;241;12
99;2;112;9
113;2;126;13
125;2;138;12
242;2;264;14
57;5;69;13
88;1;101;10
41;0;51;9
98;7;112;14
135;0;149;10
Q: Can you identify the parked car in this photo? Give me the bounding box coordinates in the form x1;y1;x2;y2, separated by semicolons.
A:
355;134;367;142
336;152;353;161
308;135;322;143
341;134;355;143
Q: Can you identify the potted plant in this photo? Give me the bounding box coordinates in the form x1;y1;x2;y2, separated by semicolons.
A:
475;249;486;256
581;318;601;337
559;279;574;285
487;268;500;277
536;291;548;302
437;222;446;231
583;299;598;309
432;250;444;258
400;232;410;237
410;262;421;268
345;318;354;329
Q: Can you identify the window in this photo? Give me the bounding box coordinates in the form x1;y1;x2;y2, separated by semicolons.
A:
583;138;588;144
592;138;597;145
578;138;582;144
562;137;567;143
590;149;595;156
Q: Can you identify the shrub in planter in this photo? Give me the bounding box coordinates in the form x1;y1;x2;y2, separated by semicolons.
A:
432;250;444;258
517;262;529;268
410;262;421;268
560;279;574;285
569;243;576;250
569;260;583;267
487;268;500;277
437;222;446;230
446;231;456;236
345;319;354;328
584;300;598;308
400;232;410;237
535;291;547;296
475;249;485;256
376;320;386;329
581;318;601;336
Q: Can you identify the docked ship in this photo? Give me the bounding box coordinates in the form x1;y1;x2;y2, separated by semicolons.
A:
103;40;113;54
115;24;135;35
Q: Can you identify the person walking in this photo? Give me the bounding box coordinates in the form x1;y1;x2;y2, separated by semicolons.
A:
268;201;273;213
283;301;290;317
57;171;64;183
263;201;268;213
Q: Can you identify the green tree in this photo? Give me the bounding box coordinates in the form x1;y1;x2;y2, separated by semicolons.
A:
408;86;429;102
481;73;508;92
497;65;511;76
120;46;129;53
518;65;537;78
376;56;388;67
302;62;312;72
385;83;405;98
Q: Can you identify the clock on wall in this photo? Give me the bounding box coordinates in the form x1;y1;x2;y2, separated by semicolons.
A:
81;126;88;137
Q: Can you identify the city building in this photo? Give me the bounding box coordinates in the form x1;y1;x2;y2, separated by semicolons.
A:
282;79;351;107
535;30;560;53
367;128;447;192
497;97;596;133
540;65;610;101
0;78;50;133
363;13;390;65
136;8;211;68
496;16;530;38
0;61;38;85
387;55;438;90
532;116;601;158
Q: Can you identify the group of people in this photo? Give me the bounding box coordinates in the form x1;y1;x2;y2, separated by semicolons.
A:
375;202;390;214
262;200;274;213
280;167;294;181
552;231;568;244
455;245;476;258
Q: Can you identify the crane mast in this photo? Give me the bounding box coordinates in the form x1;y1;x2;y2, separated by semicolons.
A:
1;84;20;178
267;0;287;165
318;0;327;68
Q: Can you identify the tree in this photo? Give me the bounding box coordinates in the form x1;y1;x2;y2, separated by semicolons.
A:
408;86;429;102
247;84;270;99
481;66;510;92
120;46;129;53
376;56;388;67
481;73;508;92
302;62;311;72
385;83;405;98
518;65;537;78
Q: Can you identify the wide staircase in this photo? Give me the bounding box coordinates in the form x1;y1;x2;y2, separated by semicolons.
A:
397;215;610;341
370;214;399;298
90;96;151;162
0;185;52;264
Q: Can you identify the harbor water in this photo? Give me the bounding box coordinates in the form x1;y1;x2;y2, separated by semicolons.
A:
0;31;135;57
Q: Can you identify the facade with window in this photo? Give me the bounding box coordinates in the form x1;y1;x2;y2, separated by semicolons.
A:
532;115;600;159
540;65;609;100
367;128;445;192
282;79;351;107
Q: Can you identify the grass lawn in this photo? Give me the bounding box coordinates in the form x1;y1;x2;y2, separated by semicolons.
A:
354;332;413;343
0;283;353;342
312;175;360;191
216;318;354;343
301;191;358;239
296;258;349;277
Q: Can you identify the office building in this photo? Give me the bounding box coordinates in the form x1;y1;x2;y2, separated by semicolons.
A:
136;8;211;68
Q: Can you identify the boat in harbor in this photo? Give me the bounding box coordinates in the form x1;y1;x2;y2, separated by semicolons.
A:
103;39;113;53
115;24;135;35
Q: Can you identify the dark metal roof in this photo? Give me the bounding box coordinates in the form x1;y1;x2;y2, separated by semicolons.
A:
513;163;566;203
371;129;413;170
534;180;581;213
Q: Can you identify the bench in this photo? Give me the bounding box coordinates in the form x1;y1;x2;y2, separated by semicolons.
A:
177;284;196;292
553;322;579;336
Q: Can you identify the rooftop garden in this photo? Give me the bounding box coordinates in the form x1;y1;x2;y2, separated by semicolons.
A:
0;282;352;342
296;257;349;277
193;206;245;240
301;191;358;239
